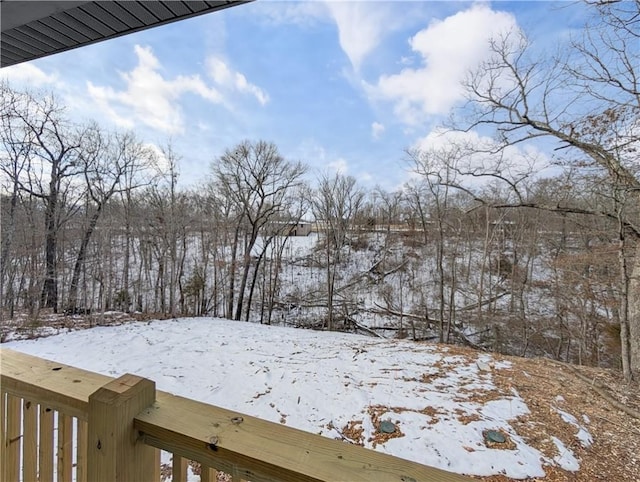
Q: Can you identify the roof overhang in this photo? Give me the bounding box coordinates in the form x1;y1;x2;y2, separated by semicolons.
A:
1;0;250;68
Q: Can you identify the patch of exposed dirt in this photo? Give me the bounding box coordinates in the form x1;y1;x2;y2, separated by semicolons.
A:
436;344;640;482
367;404;406;447
1;310;172;342
454;408;482;425
341;420;365;445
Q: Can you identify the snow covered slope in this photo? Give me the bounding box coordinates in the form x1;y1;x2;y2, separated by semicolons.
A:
5;317;588;479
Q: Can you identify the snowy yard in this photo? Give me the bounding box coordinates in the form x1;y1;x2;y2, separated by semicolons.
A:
4;317;596;480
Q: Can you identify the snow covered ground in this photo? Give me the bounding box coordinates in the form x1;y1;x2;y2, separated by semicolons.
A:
4;317;590;479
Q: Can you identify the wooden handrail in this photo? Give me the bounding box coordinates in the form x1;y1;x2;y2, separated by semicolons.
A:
138;391;474;482
1;348;475;481
1;348;110;419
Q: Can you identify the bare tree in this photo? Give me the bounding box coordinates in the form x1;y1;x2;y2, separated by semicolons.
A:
1;85;85;312
1;82;33;318
408;148;464;343
204;181;244;318
446;0;639;379
143;155;189;315
161;144;183;318
117;137;159;312
66;128;154;312
212;140;307;321
312;173;364;330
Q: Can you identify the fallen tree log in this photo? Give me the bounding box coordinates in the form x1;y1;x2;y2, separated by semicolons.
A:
372;303;427;322
458;291;509;312
345;317;383;338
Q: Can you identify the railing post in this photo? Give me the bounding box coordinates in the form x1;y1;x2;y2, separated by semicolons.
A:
87;374;156;482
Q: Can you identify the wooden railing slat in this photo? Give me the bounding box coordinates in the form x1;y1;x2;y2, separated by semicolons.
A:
172;455;188;482
6;394;22;482
201;465;217;482
154;448;161;482
39;405;55;482
23;399;38;482
57;412;73;482
76;419;88;482
1;391;6;482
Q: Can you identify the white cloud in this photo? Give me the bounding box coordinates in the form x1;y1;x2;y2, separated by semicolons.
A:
371;121;385;140
87;46;268;135
399;56;415;67
142;142;169;174
358;171;373;184
372;4;519;124
197;121;211;132
328;157;349;174
252;1;426;74
87;45;223;134
208;57;232;85
206;57;269;106
292;139;344;173
412;127;551;189
324;2;395;72
0;63;59;86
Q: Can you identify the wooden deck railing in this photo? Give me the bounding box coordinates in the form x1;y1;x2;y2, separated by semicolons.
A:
1;348;473;482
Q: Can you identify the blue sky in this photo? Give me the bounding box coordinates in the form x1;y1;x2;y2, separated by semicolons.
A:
1;1;589;190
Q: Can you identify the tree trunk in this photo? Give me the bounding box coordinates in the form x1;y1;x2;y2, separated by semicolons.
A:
266;237;287;326
122;195;132;310
41;188;58;312
436;225;445;343
326;233;335;331
227;225;240;319
235;254;251;321
628;242;640;380
235;230;259;321
67;206;102;310
245;247;267;321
